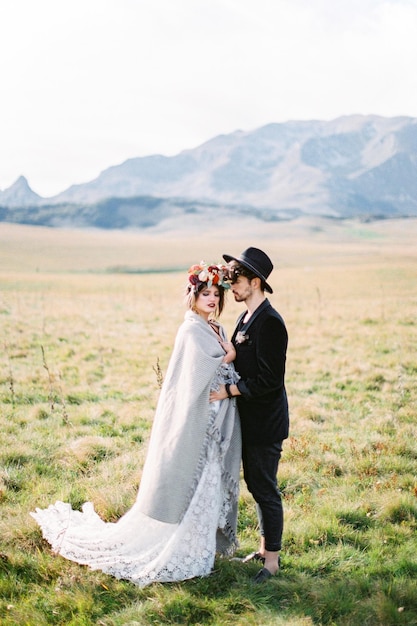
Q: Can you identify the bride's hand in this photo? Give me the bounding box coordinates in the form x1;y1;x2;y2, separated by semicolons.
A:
221;342;236;363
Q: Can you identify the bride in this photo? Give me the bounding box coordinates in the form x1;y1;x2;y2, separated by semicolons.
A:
31;262;241;587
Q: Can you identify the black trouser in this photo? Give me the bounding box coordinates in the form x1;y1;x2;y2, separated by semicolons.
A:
242;440;283;552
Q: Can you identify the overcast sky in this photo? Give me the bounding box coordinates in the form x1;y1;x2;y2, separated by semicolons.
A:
1;0;417;197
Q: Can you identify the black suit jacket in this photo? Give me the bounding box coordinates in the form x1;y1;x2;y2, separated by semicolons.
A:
233;299;289;445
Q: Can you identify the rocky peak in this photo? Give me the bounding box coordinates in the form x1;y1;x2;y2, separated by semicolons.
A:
0;176;41;207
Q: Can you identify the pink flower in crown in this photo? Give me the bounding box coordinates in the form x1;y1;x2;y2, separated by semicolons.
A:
198;268;209;282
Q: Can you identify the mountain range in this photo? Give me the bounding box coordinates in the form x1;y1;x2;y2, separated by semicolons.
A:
1;114;417;229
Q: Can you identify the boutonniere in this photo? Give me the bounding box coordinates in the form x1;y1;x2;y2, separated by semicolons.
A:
236;331;249;344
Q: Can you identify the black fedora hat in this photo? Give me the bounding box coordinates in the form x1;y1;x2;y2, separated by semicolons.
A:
223;247;274;293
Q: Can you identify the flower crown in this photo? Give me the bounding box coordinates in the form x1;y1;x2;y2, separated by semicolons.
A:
188;261;231;291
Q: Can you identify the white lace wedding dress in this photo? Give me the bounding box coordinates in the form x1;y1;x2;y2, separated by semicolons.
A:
31;355;241;587
32;437;225;586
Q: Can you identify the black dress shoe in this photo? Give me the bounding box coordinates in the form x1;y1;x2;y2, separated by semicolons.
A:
253;567;272;584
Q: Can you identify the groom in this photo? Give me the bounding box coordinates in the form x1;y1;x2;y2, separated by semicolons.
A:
211;247;289;583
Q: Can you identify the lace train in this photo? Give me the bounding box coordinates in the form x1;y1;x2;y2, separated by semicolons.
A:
31;436;236;587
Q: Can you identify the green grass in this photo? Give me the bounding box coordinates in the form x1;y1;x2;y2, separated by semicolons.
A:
1;220;417;624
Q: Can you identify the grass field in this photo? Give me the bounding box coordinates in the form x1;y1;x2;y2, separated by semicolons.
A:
1;218;417;625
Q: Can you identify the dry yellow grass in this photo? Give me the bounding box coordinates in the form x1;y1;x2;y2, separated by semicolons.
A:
1;215;416;272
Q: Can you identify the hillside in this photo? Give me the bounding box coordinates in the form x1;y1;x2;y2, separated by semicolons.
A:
1;114;417;228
